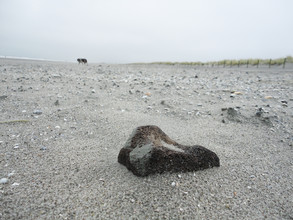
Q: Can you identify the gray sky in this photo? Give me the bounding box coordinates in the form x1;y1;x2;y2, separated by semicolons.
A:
1;0;292;63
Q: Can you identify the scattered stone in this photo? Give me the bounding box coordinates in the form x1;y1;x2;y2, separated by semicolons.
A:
255;108;264;117
11;182;20;187
33;110;42;115
7;172;15;177
118;125;220;176
0;178;8;184
54;100;60;106
14;144;19;149
0;95;8;100
281;101;288;107
40;146;47;151
264;96;273;99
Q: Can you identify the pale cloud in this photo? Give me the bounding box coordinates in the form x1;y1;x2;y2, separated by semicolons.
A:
0;0;292;63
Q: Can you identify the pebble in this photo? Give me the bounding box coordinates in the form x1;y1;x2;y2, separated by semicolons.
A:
14;144;19;149
8;172;15;177
171;182;176;187
33;109;42;115
11;182;20;187
0;178;8;184
281;103;288;107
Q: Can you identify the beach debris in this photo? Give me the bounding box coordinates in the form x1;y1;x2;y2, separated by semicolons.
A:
33;109;42;115
40;146;47;151
11;182;20;187
255;108;264;117
0;95;8;100
118;125;220;176
8;171;15;177
14;144;20;149
281;100;288;107
0;178;8;184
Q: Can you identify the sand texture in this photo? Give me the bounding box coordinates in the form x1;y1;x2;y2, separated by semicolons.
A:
0;59;293;219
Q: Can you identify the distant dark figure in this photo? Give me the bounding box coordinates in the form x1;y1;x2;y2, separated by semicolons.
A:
77;58;87;64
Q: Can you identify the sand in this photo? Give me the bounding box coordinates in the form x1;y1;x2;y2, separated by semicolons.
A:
0;58;292;219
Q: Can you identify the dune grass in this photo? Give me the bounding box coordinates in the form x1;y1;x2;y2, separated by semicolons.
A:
151;56;293;67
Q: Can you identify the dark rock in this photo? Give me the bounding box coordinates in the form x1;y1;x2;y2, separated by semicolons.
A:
255;108;264;117
118;125;220;176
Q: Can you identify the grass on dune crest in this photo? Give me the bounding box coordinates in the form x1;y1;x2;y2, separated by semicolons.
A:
149;56;293;67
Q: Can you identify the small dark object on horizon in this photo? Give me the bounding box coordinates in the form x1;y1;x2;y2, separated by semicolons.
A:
77;58;87;64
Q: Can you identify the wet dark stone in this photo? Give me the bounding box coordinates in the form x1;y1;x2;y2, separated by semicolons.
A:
118;125;220;177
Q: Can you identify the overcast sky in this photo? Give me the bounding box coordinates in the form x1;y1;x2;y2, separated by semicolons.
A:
1;0;292;63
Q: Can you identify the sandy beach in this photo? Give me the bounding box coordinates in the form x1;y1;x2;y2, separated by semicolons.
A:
0;58;292;219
